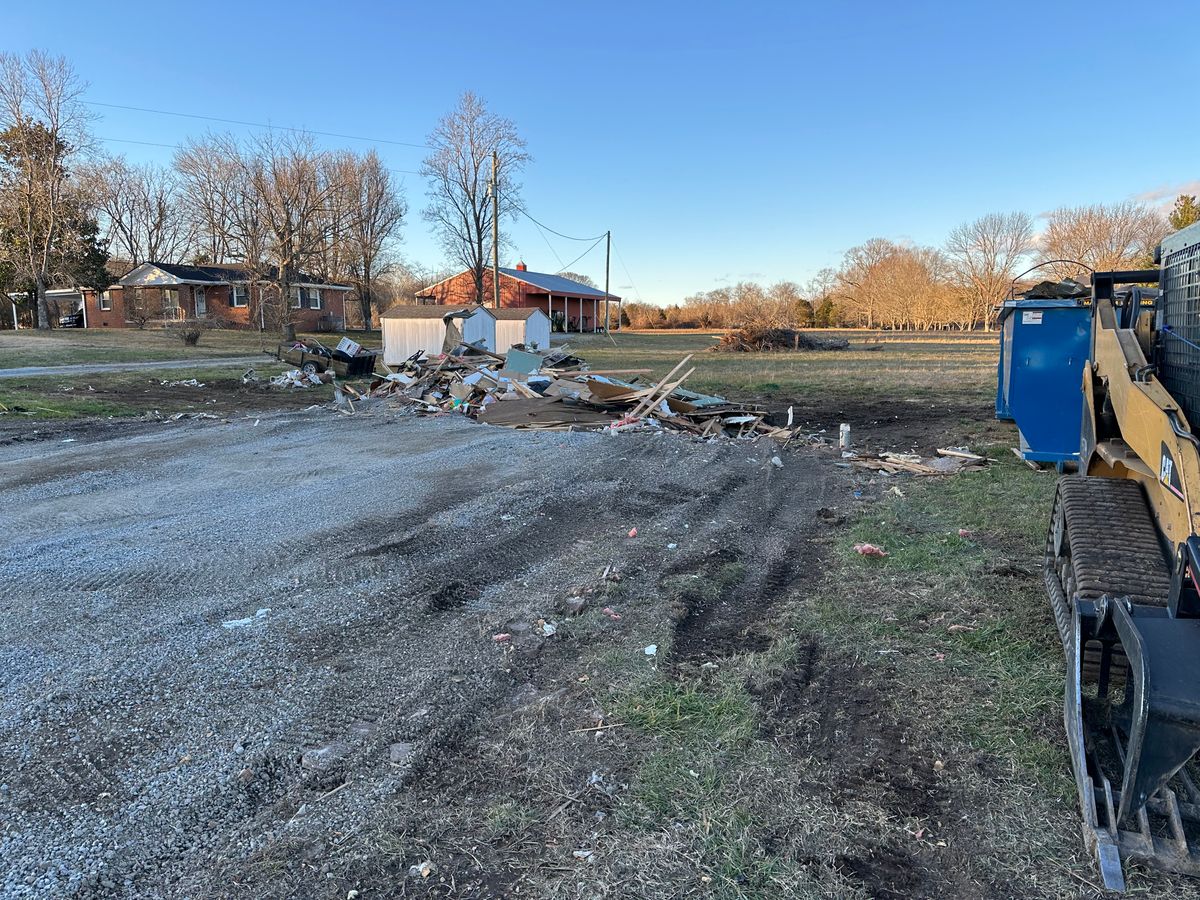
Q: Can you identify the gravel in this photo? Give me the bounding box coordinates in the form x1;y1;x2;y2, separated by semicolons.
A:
0;408;826;898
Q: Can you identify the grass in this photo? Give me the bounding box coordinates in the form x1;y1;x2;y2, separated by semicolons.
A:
562;330;999;405
0;363;332;419
0;326;382;368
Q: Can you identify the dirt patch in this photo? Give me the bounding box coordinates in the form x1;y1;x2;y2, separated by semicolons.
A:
763;395;1008;454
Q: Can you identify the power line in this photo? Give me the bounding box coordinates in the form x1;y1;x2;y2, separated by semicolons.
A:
612;240;646;304
556;235;605;274
87;101;431;149
513;206;606;242
95;136;424;176
530;219;566;269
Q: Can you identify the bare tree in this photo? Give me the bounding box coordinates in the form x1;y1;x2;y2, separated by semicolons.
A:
174;134;238;263
945;211;1034;329
82;157;192;266
1041;202;1169;280
0;50;97;329
421;92;529;304
344;150;405;328
837;238;899;328
557;271;597;288
235;131;346;330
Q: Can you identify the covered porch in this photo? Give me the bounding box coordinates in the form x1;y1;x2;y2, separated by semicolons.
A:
529;293;622;333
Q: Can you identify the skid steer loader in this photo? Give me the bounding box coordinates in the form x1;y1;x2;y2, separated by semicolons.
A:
1046;221;1200;890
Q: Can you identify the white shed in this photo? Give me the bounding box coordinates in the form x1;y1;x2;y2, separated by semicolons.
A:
380;305;497;365
493;307;552;352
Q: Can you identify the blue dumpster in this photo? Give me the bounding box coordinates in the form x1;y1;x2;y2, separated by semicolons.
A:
996;299;1092;466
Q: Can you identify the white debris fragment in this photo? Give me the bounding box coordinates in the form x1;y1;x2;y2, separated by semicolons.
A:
222;608;271;629
644;644;658;656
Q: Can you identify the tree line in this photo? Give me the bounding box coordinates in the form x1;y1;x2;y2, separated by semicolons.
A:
0;51;527;330
4;49;1199;333
626;199;1199;331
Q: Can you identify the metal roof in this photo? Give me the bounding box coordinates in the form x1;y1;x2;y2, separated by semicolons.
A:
499;268;616;300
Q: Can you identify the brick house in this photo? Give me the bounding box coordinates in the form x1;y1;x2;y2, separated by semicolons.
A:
79;262;352;330
416;263;621;332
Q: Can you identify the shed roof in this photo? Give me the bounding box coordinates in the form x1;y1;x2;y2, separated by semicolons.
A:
380;304;493;320
491;307;549;320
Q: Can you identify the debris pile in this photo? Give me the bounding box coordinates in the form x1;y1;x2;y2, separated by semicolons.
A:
713;327;860;353
850;447;990;476
271;369;328;388
360;345;804;441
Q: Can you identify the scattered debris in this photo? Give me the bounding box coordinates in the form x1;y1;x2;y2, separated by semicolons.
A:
958;528;973;538
853;543;889;558
644;644;658;656
852;448;990;476
602;607;622;621
627;527;638;538
160;378;204;388
407;860;437;879
270;369;326;388
492;633;511;643
222;608;271;629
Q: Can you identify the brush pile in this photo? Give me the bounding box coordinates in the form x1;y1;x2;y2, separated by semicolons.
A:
713;327;853;352
353;343;803;442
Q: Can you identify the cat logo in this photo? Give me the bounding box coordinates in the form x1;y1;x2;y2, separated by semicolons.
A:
1161;443;1186;500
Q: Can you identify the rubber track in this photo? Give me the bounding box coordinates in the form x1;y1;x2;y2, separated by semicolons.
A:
1057;475;1171;607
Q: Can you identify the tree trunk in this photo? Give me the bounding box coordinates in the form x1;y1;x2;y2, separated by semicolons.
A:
358;276;372;331
35;275;50;331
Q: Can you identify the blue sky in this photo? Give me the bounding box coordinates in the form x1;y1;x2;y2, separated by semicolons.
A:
4;1;1197;303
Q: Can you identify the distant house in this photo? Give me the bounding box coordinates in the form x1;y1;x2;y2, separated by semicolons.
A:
76;262;353;330
417;262;620;333
380;304;497;365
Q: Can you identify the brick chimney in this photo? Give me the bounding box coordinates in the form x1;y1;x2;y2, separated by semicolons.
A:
516;260;528;271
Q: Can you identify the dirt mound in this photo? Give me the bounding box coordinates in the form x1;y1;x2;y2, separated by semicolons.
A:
713;326;852;352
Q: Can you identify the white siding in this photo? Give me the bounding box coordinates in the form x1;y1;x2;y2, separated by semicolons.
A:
461;309;496;351
382;319;447;365
382;308;497;365
495;310;551;352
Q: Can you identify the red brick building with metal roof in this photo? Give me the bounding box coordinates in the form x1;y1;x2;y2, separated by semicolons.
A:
416;262;621;332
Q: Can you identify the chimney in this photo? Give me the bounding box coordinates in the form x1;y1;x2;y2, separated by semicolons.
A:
516;260;528;271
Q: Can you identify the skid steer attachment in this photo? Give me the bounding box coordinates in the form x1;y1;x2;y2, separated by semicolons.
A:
1046;476;1200;890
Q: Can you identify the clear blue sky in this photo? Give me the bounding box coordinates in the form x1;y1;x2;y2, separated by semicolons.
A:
4;1;1196;304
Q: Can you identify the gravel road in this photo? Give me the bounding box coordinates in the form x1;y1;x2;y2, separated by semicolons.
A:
0;409;830;898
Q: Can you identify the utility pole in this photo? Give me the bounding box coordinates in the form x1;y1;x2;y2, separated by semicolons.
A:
604;230;612;331
491;150;500;309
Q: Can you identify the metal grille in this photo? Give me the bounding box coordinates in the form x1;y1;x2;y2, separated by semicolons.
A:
1161;238;1200;426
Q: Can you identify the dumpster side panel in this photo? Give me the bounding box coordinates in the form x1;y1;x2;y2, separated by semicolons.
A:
1006;302;1091;463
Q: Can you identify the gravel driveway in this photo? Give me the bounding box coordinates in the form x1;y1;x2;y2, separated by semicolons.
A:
0;410;830;898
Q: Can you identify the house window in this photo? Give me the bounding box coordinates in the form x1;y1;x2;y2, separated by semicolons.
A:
291;287;303;309
98;290;112;311
306;288;322;310
231;286;248;308
162;288;180;310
